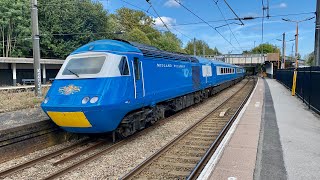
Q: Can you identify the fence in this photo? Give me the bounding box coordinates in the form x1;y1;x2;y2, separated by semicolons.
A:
275;67;320;114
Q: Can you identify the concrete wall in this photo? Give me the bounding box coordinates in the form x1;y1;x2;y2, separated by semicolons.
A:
265;62;274;78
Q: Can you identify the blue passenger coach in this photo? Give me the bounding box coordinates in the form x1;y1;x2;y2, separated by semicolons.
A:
41;39;245;137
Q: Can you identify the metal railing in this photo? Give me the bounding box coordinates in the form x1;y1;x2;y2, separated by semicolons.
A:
275;67;320;114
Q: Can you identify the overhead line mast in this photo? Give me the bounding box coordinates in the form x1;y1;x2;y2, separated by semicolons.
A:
31;0;42;97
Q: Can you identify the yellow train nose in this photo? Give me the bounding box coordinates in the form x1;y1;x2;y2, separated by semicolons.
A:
47;111;92;128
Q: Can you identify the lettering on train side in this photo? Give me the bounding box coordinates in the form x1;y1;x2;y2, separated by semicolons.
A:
157;63;186;68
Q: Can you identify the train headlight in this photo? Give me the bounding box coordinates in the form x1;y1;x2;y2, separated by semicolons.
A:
44;97;49;104
90;97;99;104
82;97;90;104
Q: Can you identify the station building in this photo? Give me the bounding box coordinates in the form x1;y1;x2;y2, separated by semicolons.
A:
0;57;63;86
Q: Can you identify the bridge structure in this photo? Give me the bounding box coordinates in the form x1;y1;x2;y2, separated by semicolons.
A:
204;53;280;77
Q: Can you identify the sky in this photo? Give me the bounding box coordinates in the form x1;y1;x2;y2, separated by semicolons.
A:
100;0;316;57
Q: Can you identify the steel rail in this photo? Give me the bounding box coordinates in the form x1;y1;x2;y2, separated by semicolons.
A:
43;105;205;180
187;78;256;179
120;78;255;179
0;138;93;178
52;140;107;166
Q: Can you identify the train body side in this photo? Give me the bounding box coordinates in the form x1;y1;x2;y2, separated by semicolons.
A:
41;39;245;133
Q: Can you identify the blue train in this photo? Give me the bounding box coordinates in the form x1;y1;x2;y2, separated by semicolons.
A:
41;39;245;137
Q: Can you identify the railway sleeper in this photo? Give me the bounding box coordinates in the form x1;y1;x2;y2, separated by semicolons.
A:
143;167;190;178
163;155;201;161
155;161;195;169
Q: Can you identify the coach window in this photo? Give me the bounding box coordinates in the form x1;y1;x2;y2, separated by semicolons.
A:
119;56;129;75
133;57;140;80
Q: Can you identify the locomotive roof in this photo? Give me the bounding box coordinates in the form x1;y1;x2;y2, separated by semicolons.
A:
71;39;241;68
71;39;142;55
197;57;240;67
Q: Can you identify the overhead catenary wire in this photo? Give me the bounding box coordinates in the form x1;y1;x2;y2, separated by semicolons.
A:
115;0;192;41
171;11;315;27
222;0;244;25
213;0;244;51
173;0;240;52
120;0;193;41
145;0;171;32
119;0;156;17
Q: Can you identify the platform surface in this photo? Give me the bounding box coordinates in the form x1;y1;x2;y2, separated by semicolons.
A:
200;78;320;180
0;107;49;131
0;84;51;91
264;78;320;180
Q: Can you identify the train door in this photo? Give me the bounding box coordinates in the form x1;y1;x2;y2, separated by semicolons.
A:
132;57;145;99
192;65;201;90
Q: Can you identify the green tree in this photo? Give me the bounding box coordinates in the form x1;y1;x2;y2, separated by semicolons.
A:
125;28;151;45
248;43;280;54
113;8;154;33
305;51;314;66
0;0;31;57
38;0;112;59
184;39;221;56
113;8;184;53
153;31;184;53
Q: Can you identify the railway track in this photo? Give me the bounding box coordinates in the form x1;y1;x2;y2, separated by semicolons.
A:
0;78;252;179
121;78;256;180
0;138;98;178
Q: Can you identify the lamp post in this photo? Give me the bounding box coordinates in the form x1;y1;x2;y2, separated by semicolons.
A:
276;35;295;69
282;17;315;96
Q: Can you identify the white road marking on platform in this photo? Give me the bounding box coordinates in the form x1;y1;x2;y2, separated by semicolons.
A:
228;177;237;180
255;101;260;107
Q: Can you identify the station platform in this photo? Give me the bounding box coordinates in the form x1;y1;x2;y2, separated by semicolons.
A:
0;107;73;163
199;78;320;180
0;84;51;91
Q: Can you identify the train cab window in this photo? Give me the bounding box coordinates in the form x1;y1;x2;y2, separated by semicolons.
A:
119;56;129;75
62;56;105;75
133;57;140;80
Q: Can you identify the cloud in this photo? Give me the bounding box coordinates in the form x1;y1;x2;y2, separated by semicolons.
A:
279;3;287;8
154;16;176;27
271;2;287;9
164;0;181;8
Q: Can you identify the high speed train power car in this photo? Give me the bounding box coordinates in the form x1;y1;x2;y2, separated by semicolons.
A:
41;39;245;137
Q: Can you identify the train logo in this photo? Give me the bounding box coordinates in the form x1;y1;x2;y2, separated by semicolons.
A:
58;84;81;95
